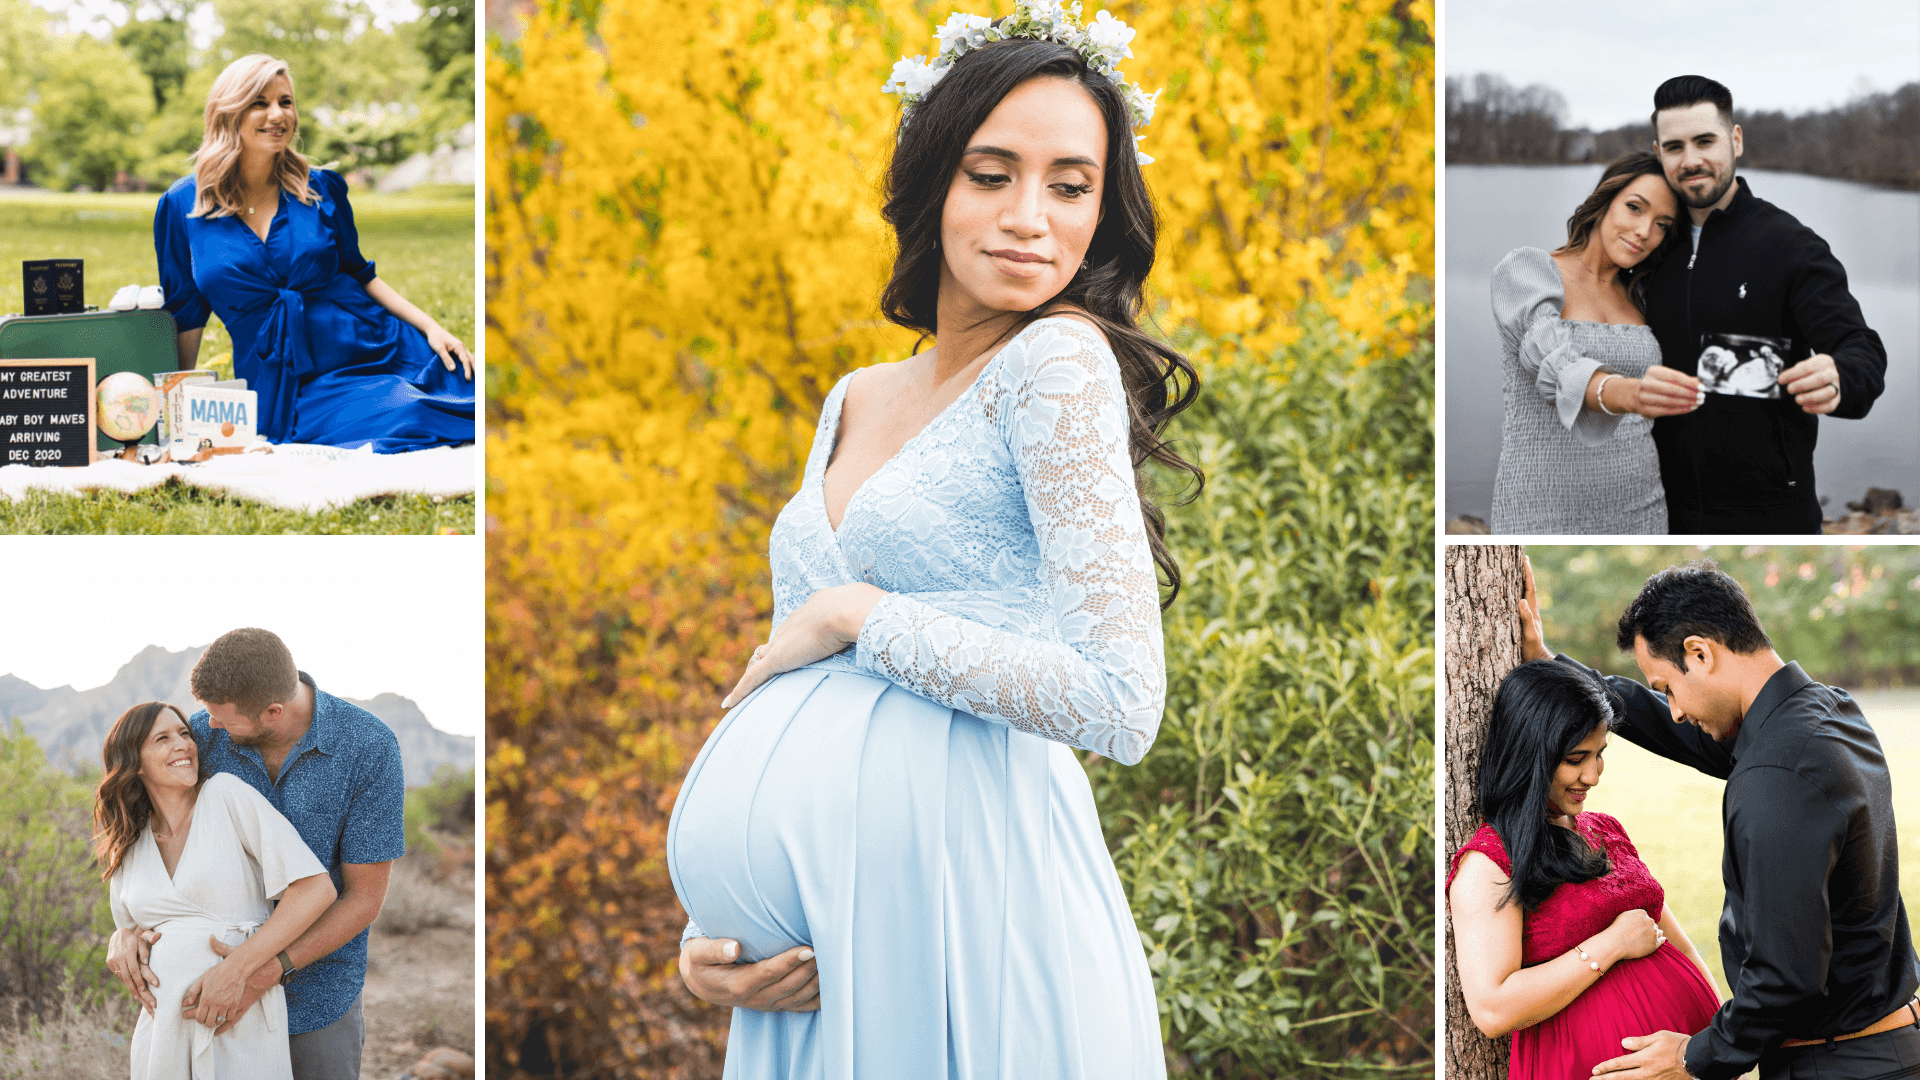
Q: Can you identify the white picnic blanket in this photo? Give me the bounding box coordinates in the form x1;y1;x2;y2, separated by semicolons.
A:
0;443;476;513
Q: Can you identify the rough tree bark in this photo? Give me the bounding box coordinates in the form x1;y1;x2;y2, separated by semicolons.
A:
1444;544;1527;1080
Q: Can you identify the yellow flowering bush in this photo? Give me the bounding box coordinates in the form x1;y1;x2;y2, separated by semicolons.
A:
485;0;1432;1074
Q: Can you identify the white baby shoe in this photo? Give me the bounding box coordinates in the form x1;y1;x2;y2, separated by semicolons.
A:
137;285;165;310
108;285;140;311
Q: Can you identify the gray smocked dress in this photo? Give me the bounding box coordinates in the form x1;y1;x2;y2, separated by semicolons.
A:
1490;246;1668;534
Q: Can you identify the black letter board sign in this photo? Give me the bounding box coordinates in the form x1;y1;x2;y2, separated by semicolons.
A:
0;357;97;466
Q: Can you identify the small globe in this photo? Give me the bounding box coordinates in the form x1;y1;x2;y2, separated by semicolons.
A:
97;371;160;443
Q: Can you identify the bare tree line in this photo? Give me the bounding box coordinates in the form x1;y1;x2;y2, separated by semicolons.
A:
1448;73;1920;189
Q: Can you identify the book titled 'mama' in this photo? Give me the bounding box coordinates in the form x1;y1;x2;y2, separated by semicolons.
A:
171;384;258;451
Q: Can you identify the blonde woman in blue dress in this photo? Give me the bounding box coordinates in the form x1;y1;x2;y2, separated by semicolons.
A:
95;702;335;1079
666;4;1201;1076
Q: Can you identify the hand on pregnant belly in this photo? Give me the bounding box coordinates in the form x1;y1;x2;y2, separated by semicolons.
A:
1590;1028;1691;1078
180;937;274;1035
680;936;820;1012
721;583;886;708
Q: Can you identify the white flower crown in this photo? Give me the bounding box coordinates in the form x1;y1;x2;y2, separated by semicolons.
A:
882;0;1160;165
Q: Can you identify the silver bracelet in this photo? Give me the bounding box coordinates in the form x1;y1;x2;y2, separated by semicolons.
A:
1595;373;1624;416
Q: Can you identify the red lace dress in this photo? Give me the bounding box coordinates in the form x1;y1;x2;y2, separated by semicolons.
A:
1446;812;1720;1078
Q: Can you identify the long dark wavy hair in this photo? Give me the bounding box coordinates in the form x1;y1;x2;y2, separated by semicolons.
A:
879;34;1203;606
1478;660;1617;911
93;701;204;880
1552;151;1681;312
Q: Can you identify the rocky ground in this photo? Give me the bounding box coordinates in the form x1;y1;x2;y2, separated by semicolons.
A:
362;843;476;1079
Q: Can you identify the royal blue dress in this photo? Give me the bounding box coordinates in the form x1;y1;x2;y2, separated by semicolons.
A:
154;169;473;452
668;318;1168;1079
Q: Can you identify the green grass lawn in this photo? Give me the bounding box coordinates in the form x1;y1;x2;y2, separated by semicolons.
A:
1597;690;1920;997
0;186;475;534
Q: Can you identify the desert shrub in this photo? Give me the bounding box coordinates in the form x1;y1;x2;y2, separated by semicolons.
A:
407;765;478;855
1101;317;1434;1076
0;989;137;1080
376;853;475;936
0;724;115;1028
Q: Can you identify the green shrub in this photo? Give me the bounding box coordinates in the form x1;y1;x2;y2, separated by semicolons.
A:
1097;314;1435;1077
0;723;116;1026
406;765;476;855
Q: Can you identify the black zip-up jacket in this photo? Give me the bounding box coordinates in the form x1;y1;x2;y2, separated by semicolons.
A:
1641;176;1886;534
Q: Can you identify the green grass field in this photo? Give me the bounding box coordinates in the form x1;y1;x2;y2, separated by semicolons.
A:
0;186;475;533
1597;690;1920;997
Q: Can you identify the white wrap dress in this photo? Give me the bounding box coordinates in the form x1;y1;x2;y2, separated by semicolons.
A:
110;772;328;1080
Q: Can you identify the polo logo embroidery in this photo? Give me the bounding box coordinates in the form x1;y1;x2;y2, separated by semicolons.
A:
1739;283;1747;299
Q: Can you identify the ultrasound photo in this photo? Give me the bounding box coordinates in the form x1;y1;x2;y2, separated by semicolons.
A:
1697;333;1791;398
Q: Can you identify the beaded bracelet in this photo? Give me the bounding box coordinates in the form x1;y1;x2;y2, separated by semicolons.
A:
1595;374;1625;416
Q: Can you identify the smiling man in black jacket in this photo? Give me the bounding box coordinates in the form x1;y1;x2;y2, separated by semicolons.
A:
1640;76;1887;534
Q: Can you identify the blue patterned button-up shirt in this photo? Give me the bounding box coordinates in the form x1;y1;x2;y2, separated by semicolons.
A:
189;671;407;1035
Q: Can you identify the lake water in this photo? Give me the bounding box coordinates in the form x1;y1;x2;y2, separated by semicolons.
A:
1445;165;1920;525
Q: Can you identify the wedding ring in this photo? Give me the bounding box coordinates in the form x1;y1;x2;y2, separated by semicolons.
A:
215;1015;226;1022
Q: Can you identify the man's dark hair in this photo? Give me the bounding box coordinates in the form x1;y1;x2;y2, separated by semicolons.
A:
1615;560;1772;670
1651;75;1734;133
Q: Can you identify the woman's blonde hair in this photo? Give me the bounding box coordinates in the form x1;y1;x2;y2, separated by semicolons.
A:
188;54;322;219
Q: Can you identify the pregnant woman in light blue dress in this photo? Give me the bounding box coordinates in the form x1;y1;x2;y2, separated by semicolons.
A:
666;6;1197;1077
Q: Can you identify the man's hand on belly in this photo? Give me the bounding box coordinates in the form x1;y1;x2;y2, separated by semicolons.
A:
1591;1030;1693;1079
181;937;274;1034
680;937;820;1013
106;925;163;1014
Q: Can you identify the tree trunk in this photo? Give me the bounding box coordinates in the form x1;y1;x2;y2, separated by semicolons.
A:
1444;544;1527;1080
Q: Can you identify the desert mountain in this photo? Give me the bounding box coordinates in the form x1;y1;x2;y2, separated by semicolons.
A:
1;644;472;786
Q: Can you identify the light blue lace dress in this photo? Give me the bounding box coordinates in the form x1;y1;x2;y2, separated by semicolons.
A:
667;317;1168;1079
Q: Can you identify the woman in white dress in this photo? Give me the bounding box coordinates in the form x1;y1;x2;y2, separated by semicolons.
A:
93;702;336;1080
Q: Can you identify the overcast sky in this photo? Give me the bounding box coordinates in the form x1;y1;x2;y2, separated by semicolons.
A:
0;537;481;736
1446;0;1920;130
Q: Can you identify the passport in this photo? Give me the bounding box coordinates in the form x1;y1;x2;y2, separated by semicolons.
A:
23;259;84;316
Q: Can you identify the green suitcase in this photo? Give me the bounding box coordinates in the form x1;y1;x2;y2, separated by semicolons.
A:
0;308;180;450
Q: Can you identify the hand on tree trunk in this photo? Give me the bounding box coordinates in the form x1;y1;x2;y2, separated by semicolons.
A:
1519;554;1552;662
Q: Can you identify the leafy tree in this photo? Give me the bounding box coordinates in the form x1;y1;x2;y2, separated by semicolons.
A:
0;0;52;115
214;0;434;168
1531;545;1920;689
20;34;153;191
116;12;192;112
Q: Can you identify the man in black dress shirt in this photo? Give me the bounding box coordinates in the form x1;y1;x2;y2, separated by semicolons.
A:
1641;76;1887;534
1516;560;1919;1079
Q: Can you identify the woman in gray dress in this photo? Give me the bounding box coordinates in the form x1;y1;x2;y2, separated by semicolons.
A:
1490;152;1703;534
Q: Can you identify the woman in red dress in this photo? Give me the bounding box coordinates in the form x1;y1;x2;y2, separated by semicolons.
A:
1449;659;1721;1078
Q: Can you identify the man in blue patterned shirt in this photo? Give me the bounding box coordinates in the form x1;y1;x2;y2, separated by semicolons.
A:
104;628;406;1079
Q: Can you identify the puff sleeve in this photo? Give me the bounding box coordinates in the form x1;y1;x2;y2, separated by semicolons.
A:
1491;246;1621;445
153;185;210;332
317;170;378;286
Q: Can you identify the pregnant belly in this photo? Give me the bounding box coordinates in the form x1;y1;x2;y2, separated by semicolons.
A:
666;666;962;964
1511;944;1720;1080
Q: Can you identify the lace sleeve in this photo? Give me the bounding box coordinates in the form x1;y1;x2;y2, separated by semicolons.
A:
852;321;1166;765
